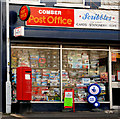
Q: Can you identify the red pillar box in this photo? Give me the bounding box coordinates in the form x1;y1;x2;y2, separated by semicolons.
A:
17;67;32;101
64;88;75;112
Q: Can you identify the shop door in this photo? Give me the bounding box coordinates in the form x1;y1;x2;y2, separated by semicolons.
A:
111;51;120;109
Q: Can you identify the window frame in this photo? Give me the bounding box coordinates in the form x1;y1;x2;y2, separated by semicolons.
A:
11;45;110;104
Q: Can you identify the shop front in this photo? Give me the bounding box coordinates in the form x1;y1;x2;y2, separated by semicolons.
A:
9;4;120;112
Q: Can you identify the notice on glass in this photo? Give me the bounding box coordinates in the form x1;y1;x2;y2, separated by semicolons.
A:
112;75;115;82
117;71;120;81
112;53;117;62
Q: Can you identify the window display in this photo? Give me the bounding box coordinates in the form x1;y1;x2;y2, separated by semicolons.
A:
11;48;60;102
62;50;109;102
11;45;109;103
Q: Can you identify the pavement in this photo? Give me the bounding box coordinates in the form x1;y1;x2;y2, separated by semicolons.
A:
1;110;120;119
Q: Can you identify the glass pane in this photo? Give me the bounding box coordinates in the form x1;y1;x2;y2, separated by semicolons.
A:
62;50;109;102
11;48;60;102
112;52;120;82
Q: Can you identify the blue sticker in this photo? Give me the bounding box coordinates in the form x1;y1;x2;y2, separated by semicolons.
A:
88;84;101;96
94;102;100;108
87;95;97;104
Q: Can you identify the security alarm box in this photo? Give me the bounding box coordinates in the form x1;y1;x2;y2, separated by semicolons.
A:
17;67;32;101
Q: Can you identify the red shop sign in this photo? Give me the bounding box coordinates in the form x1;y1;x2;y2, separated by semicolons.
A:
19;5;30;21
26;7;74;27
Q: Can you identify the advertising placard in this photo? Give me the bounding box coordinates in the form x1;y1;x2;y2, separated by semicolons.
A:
26;7;74;28
112;53;117;62
117;71;120;81
64;89;75;112
112;75;115;82
88;84;101;96
87;95;97;104
26;7;119;30
64;92;73;107
74;9;119;30
100;72;108;82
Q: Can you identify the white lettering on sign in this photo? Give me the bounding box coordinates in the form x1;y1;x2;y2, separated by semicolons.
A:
25;74;30;80
65;92;72;98
39;10;61;15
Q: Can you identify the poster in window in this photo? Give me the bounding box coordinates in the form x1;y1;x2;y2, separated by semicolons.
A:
117;71;120;81
116;53;120;58
112;75;115;81
112;53;117;62
30;55;39;68
100;72;108;82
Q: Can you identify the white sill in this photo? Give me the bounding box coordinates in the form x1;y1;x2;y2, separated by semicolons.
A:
9;1;46;6
54;3;90;8
99;5;120;10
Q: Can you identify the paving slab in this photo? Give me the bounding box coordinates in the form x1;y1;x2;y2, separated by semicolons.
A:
10;111;120;119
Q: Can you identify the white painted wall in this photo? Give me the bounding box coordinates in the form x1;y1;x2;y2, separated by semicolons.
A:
57;0;83;4
57;0;120;5
101;0;119;5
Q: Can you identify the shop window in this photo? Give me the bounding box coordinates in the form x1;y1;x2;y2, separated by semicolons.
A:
11;45;109;103
11;48;60;102
62;50;109;102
